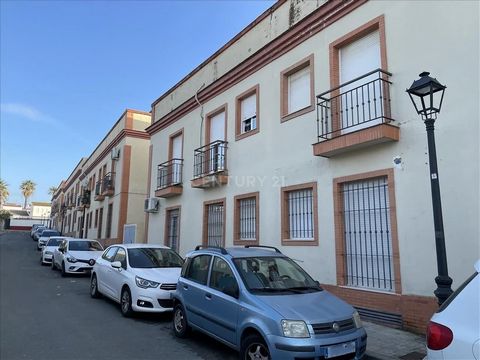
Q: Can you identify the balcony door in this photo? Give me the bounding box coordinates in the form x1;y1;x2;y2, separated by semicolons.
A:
207;110;226;174
170;133;183;184
339;30;381;133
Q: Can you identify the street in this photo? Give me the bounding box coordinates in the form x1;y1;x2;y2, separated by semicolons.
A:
0;232;237;360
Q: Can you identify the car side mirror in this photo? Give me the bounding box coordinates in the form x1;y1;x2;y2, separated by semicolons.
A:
223;284;239;299
111;261;122;269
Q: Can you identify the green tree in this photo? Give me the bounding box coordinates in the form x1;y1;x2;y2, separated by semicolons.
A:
0;179;9;208
20;180;36;209
48;186;58;197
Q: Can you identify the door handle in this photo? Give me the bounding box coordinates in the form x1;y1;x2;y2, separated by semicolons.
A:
183;284;189;290
205;293;212;300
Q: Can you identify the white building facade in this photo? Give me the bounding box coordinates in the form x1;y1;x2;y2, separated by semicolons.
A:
145;0;479;333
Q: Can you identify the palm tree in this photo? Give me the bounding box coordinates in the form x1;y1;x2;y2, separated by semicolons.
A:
48;186;58;197
0;179;9;208
20;180;36;209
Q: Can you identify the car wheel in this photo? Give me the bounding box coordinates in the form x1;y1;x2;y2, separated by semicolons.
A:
240;334;270;360
173;304;190;338
61;262;67;277
51;258;56;270
120;288;133;317
40;255;44;265
90;274;101;298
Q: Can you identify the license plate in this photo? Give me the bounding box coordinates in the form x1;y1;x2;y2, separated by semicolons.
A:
326;341;356;358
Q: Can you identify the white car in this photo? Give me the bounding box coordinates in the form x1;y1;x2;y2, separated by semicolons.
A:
90;244;184;317
52;238;104;276
426;259;480;359
31;224;44;238
37;229;61;250
40;236;68;265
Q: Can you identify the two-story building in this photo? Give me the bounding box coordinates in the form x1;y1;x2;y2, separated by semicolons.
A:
145;0;479;333
53;109;151;246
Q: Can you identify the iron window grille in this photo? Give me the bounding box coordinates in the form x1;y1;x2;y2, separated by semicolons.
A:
285;188;314;240
206;203;224;247
166;208;180;252
317;69;394;140
193;140;228;179
157;159;183;189
102;172;115;193
342;176;395;292
238;197;256;240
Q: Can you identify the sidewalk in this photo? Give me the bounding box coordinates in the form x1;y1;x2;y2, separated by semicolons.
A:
364;321;426;360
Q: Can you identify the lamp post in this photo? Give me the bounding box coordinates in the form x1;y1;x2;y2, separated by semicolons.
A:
406;71;453;305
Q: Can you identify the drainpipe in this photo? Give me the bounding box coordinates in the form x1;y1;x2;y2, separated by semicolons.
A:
195;83;206;148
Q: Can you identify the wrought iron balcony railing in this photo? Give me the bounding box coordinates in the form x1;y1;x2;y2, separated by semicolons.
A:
317;69;394;140
193;140;228;179
95;181;102;196
157;159;183;190
102;172;115;194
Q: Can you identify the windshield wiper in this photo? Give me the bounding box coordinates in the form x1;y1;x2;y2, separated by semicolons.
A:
285;286;323;292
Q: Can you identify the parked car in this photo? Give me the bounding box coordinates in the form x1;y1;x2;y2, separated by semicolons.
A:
425;259;480;360
90;244;184;317
32;226;46;241
37;229;61;250
172;245;367;360
52;238;104;276
31;224;44;238
40;237;68;265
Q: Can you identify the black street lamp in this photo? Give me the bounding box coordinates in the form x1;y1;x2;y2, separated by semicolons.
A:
406;72;453;305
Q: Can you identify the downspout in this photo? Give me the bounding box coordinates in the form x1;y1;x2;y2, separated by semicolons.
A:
195;83;206;148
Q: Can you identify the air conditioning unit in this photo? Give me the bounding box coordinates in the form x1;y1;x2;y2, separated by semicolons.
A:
111;147;121;160
144;197;160;213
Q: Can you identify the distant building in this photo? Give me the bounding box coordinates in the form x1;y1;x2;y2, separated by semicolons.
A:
2;203;29;218
30;202;51;220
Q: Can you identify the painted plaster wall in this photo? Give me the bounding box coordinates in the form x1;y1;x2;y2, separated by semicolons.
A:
147;1;479;297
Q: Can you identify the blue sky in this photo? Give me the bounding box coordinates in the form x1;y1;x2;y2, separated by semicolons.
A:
0;0;275;205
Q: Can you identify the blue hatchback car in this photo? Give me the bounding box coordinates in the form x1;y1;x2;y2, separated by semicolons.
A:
172;245;367;359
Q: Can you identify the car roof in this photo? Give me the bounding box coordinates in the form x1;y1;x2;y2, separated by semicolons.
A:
186;246;286;259
115;243;171;250
68;238;100;242
475;259;480;273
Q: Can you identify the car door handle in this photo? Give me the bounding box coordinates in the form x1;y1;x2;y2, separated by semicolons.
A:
205;293;212;300
183;284;188;290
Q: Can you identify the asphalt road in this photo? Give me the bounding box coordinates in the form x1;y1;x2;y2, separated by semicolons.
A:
0;232;237;360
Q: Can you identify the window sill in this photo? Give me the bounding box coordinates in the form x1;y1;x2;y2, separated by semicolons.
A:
235;127;259;141
281;239;318;246
338;285;399;296
281;104;315;123
233;239;259;246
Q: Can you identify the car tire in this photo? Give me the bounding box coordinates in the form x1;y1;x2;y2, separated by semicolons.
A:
61;262;67;277
173;304;190;338
40;255;44;265
120;287;133;317
51;258;56;270
90;274;101;299
240;334;270;360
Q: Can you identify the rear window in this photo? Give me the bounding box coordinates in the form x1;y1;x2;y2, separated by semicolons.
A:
437;272;478;313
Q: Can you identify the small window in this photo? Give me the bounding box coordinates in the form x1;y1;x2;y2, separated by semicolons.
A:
102;246;118;262
281;55;314;121
281;182;318;246
209;257;238;295
185;255;211;285
236;85;259;140
113;248;127;269
234;192;259;245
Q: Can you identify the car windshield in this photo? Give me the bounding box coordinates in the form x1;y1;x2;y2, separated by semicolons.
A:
233;256;322;294
46;238;63;246
68;241;103;251
128;248;184;268
42;231;60;237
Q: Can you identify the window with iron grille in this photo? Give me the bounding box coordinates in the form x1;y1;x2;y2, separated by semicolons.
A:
166;208;180;252
281;184;316;245
204;201;225;247
342;176;395;292
234;194;258;244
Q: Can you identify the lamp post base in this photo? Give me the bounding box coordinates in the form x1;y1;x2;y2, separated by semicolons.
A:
434;275;453;306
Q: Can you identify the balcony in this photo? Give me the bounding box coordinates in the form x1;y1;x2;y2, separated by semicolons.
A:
101;172;115;197
191;140;229;189
313;69;399;158
76;190;91;209
155;159;183;198
94;181;104;201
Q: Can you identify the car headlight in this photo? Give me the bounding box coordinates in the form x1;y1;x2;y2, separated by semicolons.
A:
353;311;362;328
135;276;159;289
66;256;77;263
45;251;53;255
281;320;310;338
